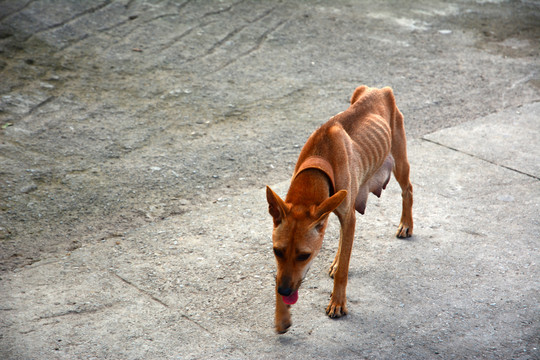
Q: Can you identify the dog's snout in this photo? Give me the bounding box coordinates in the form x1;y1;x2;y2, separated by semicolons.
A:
277;286;293;297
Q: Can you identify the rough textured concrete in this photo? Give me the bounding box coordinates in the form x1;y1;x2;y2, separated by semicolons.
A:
424;102;540;179
1;109;539;359
0;1;539;359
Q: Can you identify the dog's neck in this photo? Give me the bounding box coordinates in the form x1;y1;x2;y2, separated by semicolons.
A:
285;169;331;207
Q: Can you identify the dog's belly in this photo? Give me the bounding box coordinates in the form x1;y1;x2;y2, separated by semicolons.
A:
354;155;394;214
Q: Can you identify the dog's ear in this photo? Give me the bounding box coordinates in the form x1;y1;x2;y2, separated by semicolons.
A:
311;190;347;228
266;186;289;227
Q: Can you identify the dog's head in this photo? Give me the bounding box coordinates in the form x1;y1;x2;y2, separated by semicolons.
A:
266;186;347;305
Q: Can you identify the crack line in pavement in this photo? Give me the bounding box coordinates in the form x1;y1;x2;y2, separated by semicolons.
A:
210;17;287;74
204;23;250;57
43;1;114;33
201;0;245;19
421;138;540;181
179;314;249;357
201;0;244;18
124;0;136;10
6;95;58;124
501;71;537;109
59;19;131;50
183;6;277;65
173;0;194;13
27;95;56;115
38;304;115;320
180;314;214;335
0;0;36;21
112;272;170;308
112;275;218;338
21;1;115;42
159;26;198;52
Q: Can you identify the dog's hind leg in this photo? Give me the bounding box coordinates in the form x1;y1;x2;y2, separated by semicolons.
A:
390;110;413;238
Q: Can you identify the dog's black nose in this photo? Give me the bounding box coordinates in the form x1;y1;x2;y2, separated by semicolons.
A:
277;286;293;297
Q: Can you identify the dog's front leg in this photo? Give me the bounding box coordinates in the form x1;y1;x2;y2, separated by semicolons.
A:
275;285;291;333
326;210;356;318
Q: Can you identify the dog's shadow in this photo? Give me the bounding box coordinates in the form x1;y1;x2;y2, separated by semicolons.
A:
276;335;296;345
346;233;418;279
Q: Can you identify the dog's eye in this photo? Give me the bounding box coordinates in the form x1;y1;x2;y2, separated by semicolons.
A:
273;248;285;259
296;253;311;261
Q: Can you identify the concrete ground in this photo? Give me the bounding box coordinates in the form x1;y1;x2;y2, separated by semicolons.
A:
0;1;539;359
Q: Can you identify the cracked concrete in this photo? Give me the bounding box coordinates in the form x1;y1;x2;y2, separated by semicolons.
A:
0;0;539;359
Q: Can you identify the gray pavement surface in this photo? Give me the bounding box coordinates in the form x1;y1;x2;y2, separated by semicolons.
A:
0;1;539;359
1;103;539;359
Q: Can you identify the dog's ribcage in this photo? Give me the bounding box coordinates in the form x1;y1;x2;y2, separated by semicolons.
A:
348;115;394;214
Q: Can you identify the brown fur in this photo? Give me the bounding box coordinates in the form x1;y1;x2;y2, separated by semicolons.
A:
267;86;413;333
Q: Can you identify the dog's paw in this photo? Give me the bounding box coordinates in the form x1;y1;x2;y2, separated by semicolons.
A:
326;300;348;318
275;317;292;334
396;223;412;238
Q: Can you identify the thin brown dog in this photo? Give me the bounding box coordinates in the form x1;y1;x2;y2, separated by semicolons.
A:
266;85;413;333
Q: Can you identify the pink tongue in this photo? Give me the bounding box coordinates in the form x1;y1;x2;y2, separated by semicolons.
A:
282;290;298;305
